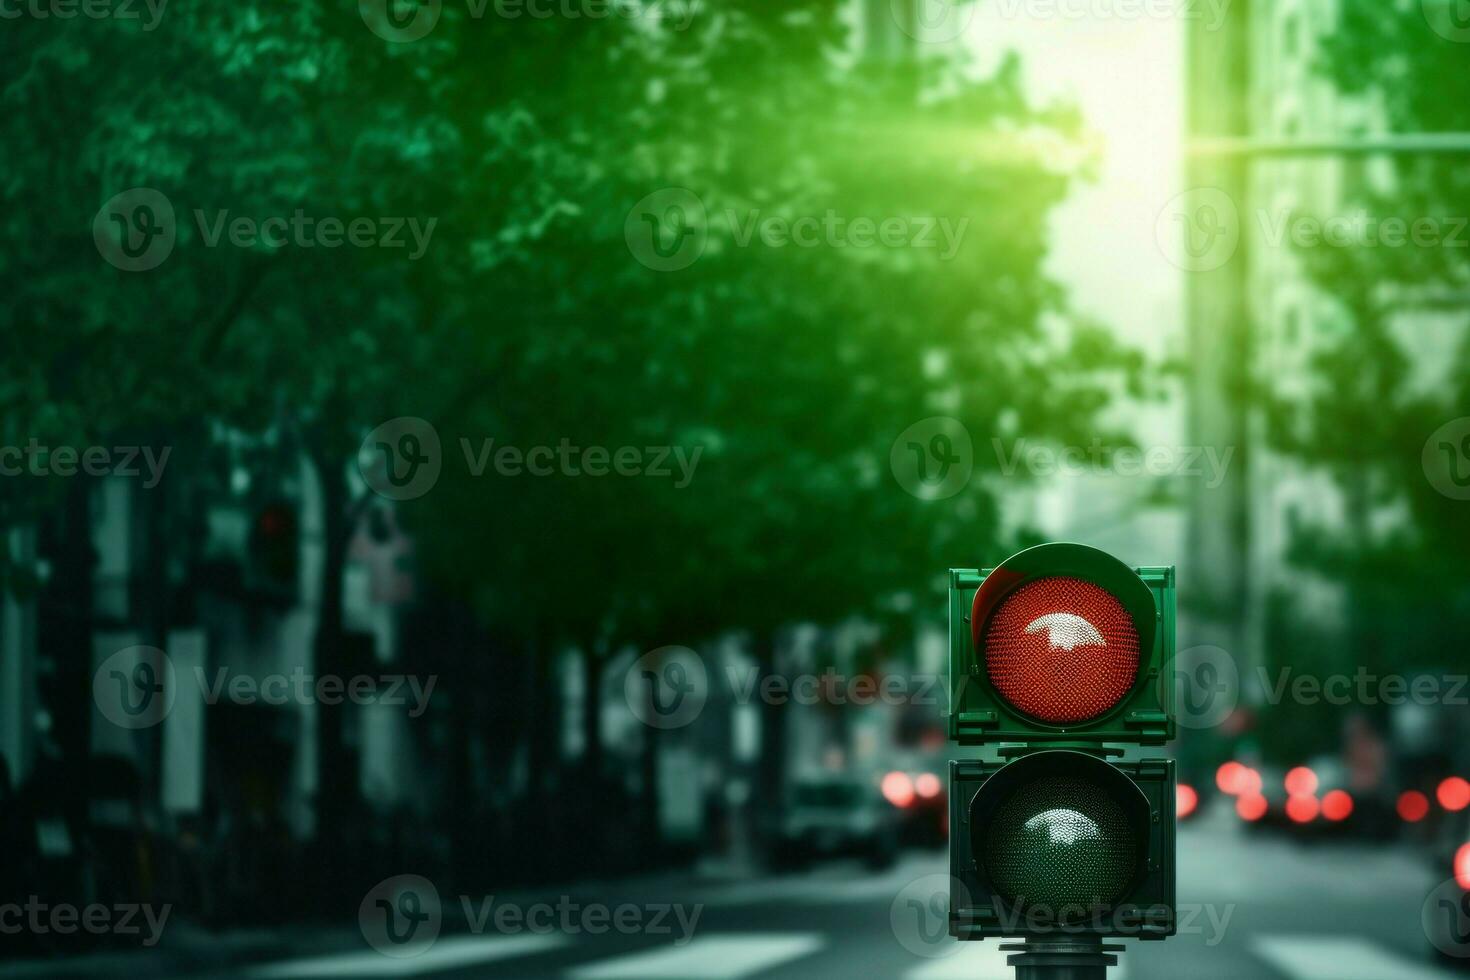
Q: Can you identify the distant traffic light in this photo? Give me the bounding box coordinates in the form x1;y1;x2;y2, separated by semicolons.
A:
250;500;299;595
948;543;1177;956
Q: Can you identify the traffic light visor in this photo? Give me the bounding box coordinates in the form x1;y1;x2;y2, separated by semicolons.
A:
971;543;1156;728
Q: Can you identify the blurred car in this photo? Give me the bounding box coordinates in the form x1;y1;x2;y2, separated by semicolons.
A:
1424;801;1470;963
772;777;898;870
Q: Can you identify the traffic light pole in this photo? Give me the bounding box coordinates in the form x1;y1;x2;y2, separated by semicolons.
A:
1003;940;1119;980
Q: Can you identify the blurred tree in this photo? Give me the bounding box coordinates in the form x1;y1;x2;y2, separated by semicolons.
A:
1256;7;1470;753
2;0;1142;880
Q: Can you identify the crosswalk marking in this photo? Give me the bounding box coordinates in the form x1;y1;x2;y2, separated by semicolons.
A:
566;933;824;979
1253;936;1453;980
903;943;1130;980
246;933;568;977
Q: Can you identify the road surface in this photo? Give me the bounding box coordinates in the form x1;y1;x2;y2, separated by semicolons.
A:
7;807;1463;979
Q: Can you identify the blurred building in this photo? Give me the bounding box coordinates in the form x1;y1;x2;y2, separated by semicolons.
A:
1185;0;1363;690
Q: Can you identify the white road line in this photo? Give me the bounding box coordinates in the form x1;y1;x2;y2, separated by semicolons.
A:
1253;936;1453;980
904;943;1130;980
246;933;568;977
566;933;825;980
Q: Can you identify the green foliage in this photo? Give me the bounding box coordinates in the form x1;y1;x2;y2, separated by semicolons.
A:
1;2;1137;662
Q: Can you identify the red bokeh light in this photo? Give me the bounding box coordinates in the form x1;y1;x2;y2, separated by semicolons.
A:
1321;790;1353;822
1286;795;1320;824
882;771;915;808
1284;767;1318;797
1398;790;1431;823
1177;784;1199;819
1239;767;1262;796
1216;762;1245;794
984;577;1139;725
915;773;942;800
1438;777;1470;812
1456;843;1470;891
1236;794;1268;822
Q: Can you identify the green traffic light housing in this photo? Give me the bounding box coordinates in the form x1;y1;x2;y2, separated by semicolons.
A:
950;750;1176;941
949;543;1176;745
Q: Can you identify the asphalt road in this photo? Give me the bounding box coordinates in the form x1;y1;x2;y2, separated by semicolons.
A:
8;805;1466;979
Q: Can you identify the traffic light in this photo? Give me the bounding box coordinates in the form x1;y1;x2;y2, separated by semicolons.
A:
947;543;1176;959
249;501;299;597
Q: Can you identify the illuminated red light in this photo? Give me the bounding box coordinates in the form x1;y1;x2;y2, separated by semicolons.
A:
1456;843;1470;891
983;577;1140;725
1239;767;1262;796
1284;767;1318;797
1177;784;1199;819
1438;777;1470;812
1286;795;1320;824
915;773;942;800
1216;762;1246;795
1236;794;1268;822
1321;790;1353;822
882;771;915;808
1398;790;1431;823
